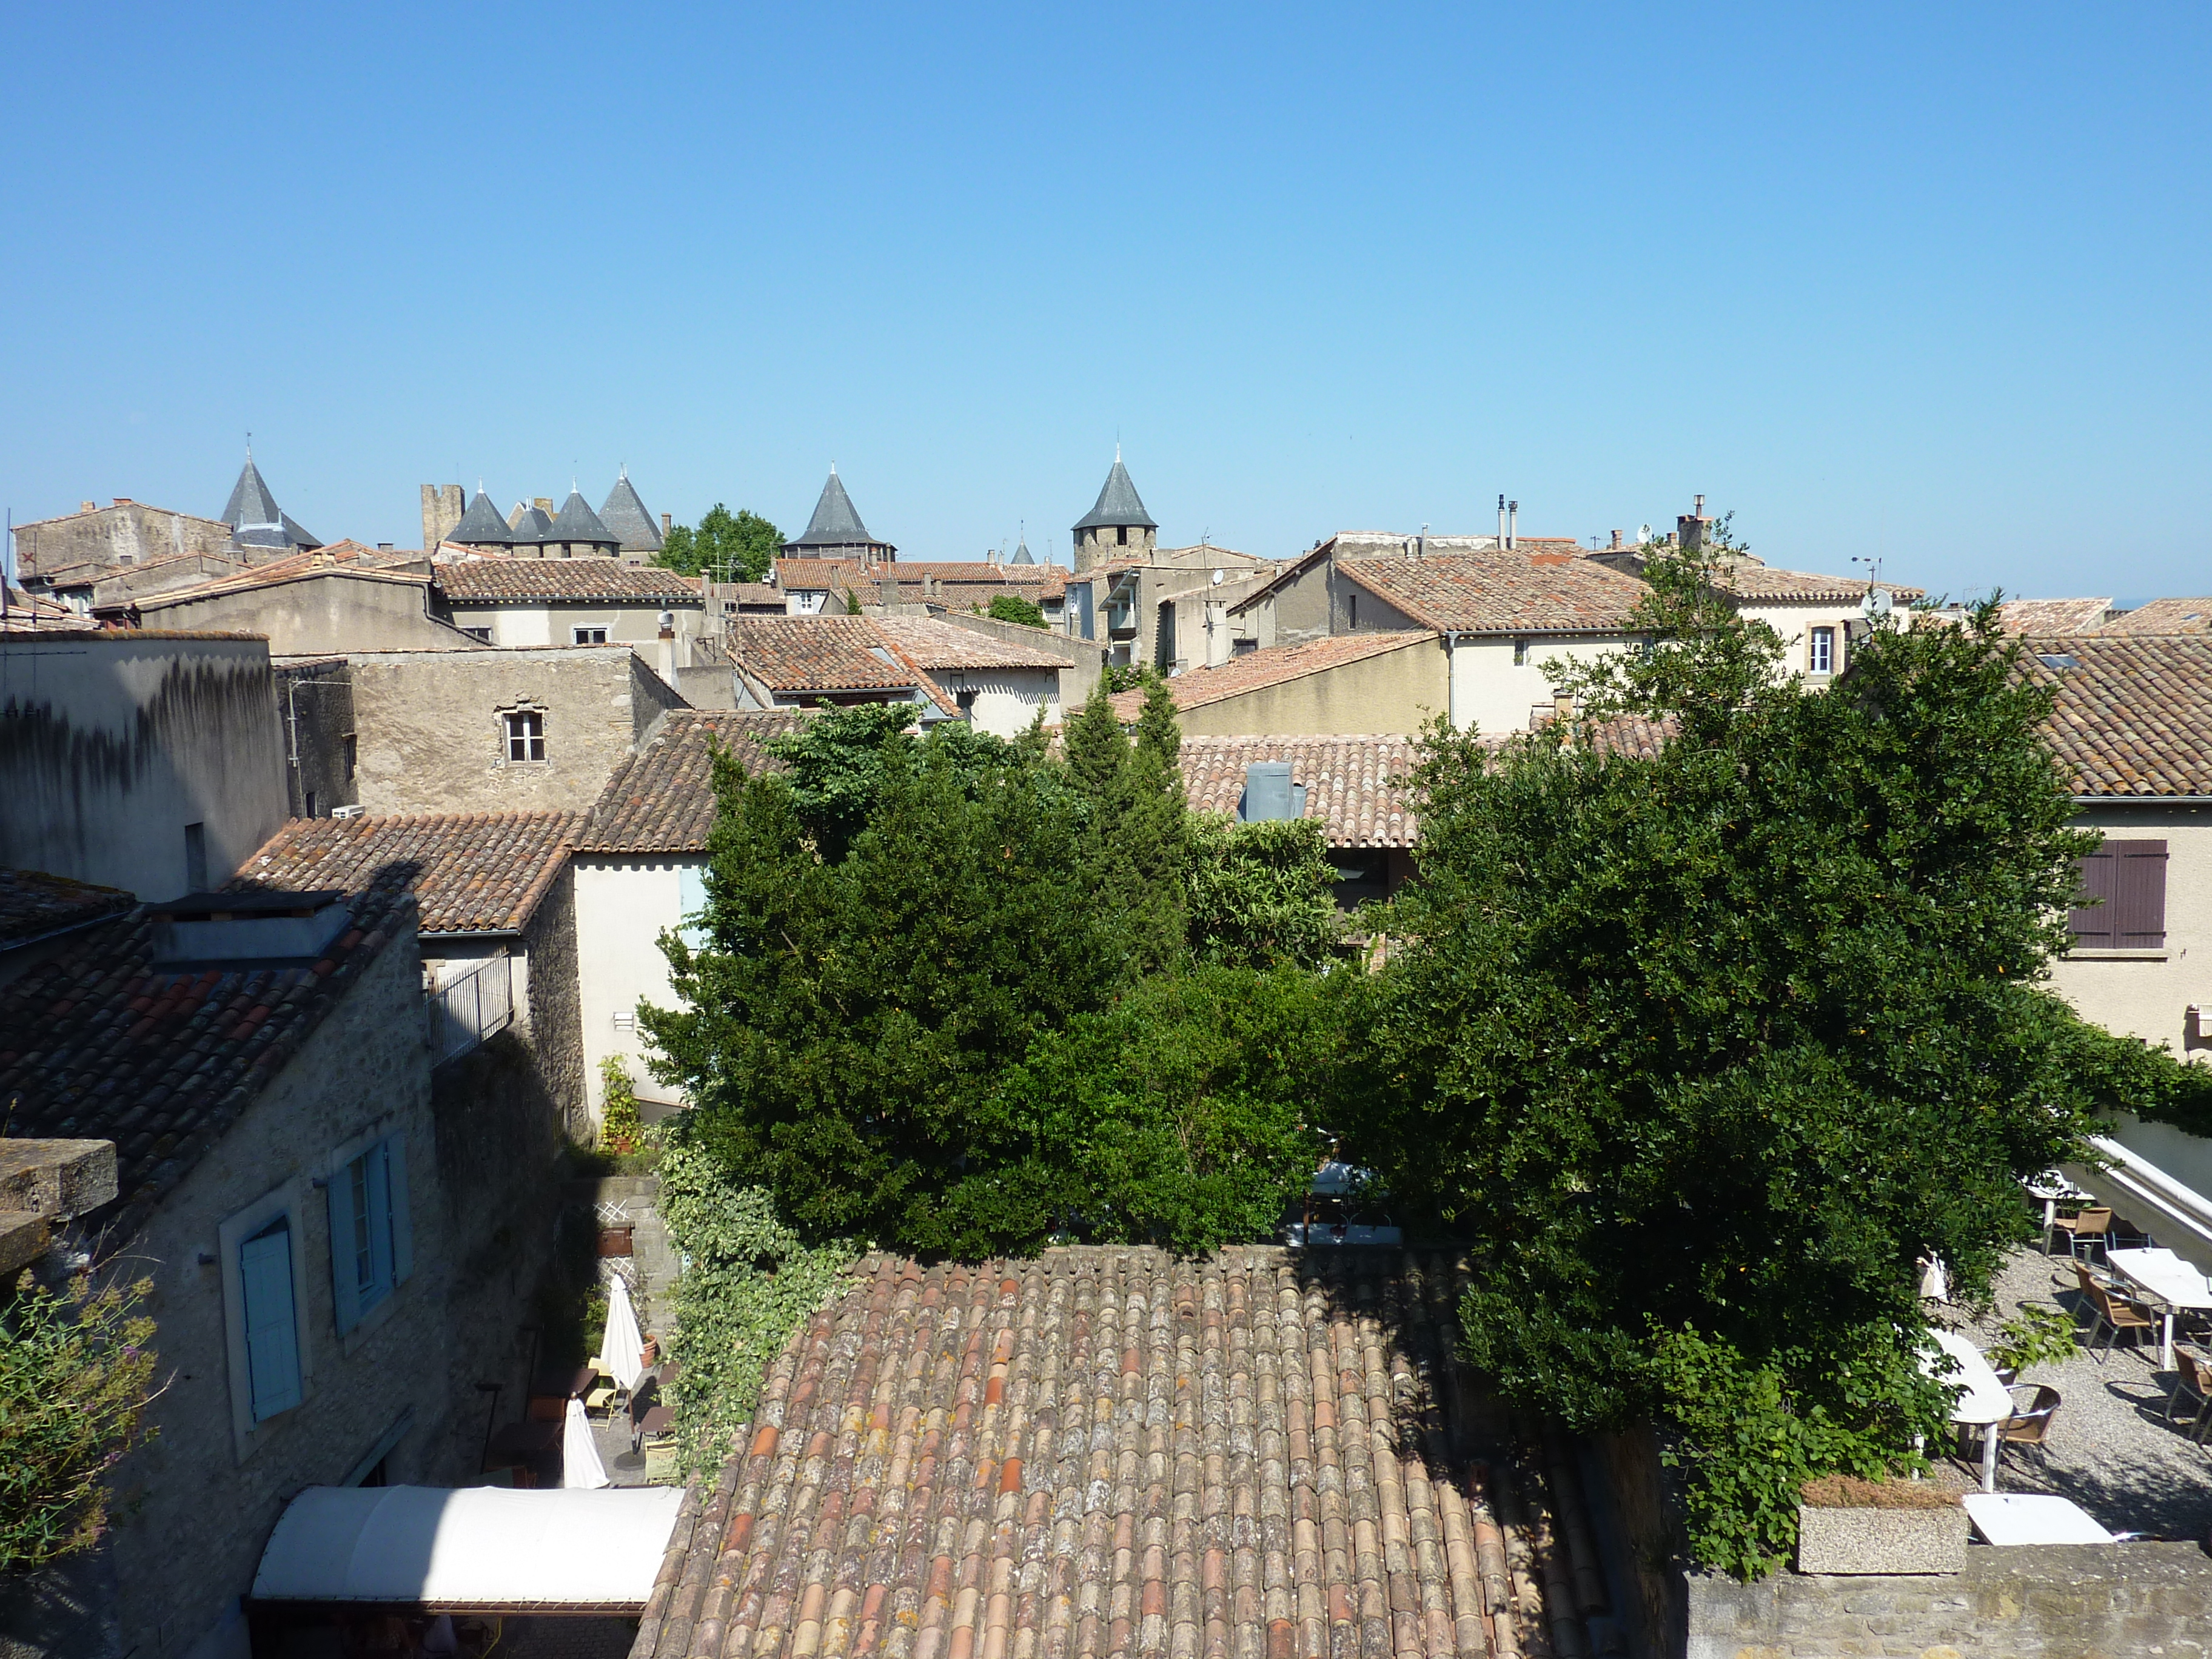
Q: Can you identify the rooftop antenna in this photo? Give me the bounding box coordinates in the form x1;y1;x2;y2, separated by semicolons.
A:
246;431;253;459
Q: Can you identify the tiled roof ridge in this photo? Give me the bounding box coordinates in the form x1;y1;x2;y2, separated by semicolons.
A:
1107;632;1433;720
234;810;584;935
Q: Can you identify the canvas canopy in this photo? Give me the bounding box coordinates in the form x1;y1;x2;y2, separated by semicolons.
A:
251;1485;683;1612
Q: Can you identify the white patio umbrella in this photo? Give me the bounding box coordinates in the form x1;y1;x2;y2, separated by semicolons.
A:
561;1397;609;1489
602;1273;646;1392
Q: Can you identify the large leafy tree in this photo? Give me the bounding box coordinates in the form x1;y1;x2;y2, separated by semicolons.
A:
1341;550;2108;1575
1186;815;1342;970
1064;677;1189;980
658;504;781;581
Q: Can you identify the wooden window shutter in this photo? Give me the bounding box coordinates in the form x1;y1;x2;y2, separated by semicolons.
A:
2070;841;2117;948
2113;839;2168;949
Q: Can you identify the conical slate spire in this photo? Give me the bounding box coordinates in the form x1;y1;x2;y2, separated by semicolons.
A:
509;502;555;542
1071;457;1156;531
788;466;877;548
548;488;617;547
449;489;514;546
597;468;663;553
220;452;319;549
1010;535;1034;565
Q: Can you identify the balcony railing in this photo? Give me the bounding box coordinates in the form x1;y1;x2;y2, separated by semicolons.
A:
427;954;514;1067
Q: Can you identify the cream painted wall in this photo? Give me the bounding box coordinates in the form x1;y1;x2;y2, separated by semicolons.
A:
1177;640;1447;737
574;856;697;1126
1449;634;1638;737
2044;805;2212;1058
927;667;1059;738
1734;598;1868;683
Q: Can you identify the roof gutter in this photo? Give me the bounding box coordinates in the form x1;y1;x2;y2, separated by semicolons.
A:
2071;795;2212;806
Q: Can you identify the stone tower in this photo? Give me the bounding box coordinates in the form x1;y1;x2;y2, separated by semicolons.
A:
420;484;464;552
1071;451;1157;574
782;466;897;563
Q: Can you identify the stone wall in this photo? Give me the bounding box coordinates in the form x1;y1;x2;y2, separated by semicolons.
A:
272;659;357;819
139;569;475;655
14;500;233;578
523;863;588;1141
567;1173;680;1338
95;927;468;1659
1685;1545;2212;1658
0;634;289;897
347;646;687;814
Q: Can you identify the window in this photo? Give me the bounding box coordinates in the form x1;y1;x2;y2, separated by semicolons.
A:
343;734;357;782
184;822;208;891
679;863;709;951
462;627;492;644
503;709;545;762
304;791;317;818
239;1215;303;1422
1348;593;1359;629
2070;839;2168;950
327;1134;412;1335
1117;525;1128;546
1512;638;1529;667
1809;626;1835;674
956;687;979;714
572;626;608;645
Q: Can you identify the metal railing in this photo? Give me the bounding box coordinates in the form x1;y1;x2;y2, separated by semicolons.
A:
427;954;514;1067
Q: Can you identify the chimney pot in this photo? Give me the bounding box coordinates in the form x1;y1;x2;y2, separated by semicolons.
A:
661;512;672;535
80;500;96;513
377;542;394;552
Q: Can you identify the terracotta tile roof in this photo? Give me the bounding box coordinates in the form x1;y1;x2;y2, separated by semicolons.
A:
2093;597;2212;635
433;556;704;604
580;711;816;853
2020;634;2212;797
891;563;1070;600
0;888;412;1239
1179;736;1422;846
719;583;787;611
0;588;104;633
229;811;583;935
1703;556;1923;605
731;617;923;696
871;618;1069;671
1341;553;1650;634
0;868;136;947
132;543;431;608
1107;634;1434;720
776;558;874;592
1992;598;2116;635
634;1245;1563;1659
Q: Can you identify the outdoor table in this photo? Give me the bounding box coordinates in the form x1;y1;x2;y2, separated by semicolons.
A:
2023;1170;2091;1253
1923;1328;2013;1492
1961;1492;2114;1545
2105;1247;2212;1370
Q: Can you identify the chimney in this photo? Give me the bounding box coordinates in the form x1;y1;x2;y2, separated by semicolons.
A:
1508;501;1518;549
660;512;672;535
1677;494;1711;552
534;497;552;514
113;498;133;506
79;501;95;513
377;542;394;552
657;612;677;681
1610;529;1623;549
1498;494;1507;547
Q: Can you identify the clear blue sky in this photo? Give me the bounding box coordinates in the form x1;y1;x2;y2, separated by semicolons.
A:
4;4;2206;601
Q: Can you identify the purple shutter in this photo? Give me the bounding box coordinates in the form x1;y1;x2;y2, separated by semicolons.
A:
2070;842;2117;948
2114;840;2168;950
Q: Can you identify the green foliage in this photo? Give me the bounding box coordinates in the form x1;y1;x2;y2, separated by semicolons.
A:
642;716;1124;1248
654;1136;851;1478
1064;678;1188;981
1099;662;1150;695
1341;550;2104;1575
657;504;781;581
845;588;863;614
1187;815;1342;969
986;593;1046;629
597;1057;645;1156
0;1272;160;1570
1985;1305;2081;1377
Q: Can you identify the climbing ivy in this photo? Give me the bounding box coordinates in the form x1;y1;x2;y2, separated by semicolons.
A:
654;1135;853;1479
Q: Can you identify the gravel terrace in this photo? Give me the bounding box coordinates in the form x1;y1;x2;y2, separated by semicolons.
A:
1935;1243;2212;1542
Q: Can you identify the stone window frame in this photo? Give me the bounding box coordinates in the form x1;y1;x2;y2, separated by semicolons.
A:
499;701;549;765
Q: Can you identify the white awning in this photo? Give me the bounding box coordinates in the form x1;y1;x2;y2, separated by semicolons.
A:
251;1485;683;1611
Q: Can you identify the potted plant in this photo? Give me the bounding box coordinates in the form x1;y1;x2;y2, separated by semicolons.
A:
1796;1475;1968;1575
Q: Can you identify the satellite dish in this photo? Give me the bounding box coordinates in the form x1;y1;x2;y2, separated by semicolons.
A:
1211;569;1224;586
1637;524;1652;545
1862;588;1894;620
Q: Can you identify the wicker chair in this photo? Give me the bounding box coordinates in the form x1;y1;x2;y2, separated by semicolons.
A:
1996;1384;2062;1463
2167;1349;2212;1441
2084;1281;2157;1361
2051;1205;2114;1262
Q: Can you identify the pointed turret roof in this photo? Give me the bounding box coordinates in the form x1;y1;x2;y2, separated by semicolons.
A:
509;502;555;542
548;488;617;547
449;489;515;546
597;468;663;553
783;466;894;555
1010;536;1034;565
1071;456;1156;532
220;452;320;550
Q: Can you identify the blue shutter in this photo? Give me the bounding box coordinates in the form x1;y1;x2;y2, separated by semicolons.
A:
327;1161;362;1335
240;1221;302;1420
678;863;708;950
387;1134;413;1288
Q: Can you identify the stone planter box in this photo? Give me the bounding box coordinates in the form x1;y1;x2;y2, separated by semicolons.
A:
1797;1493;1968;1575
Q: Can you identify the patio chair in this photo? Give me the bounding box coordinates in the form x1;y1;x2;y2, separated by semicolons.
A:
1996;1384;2062;1463
2084;1282;2157;1361
2052;1206;2114;1263
2166;1349;2212;1440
